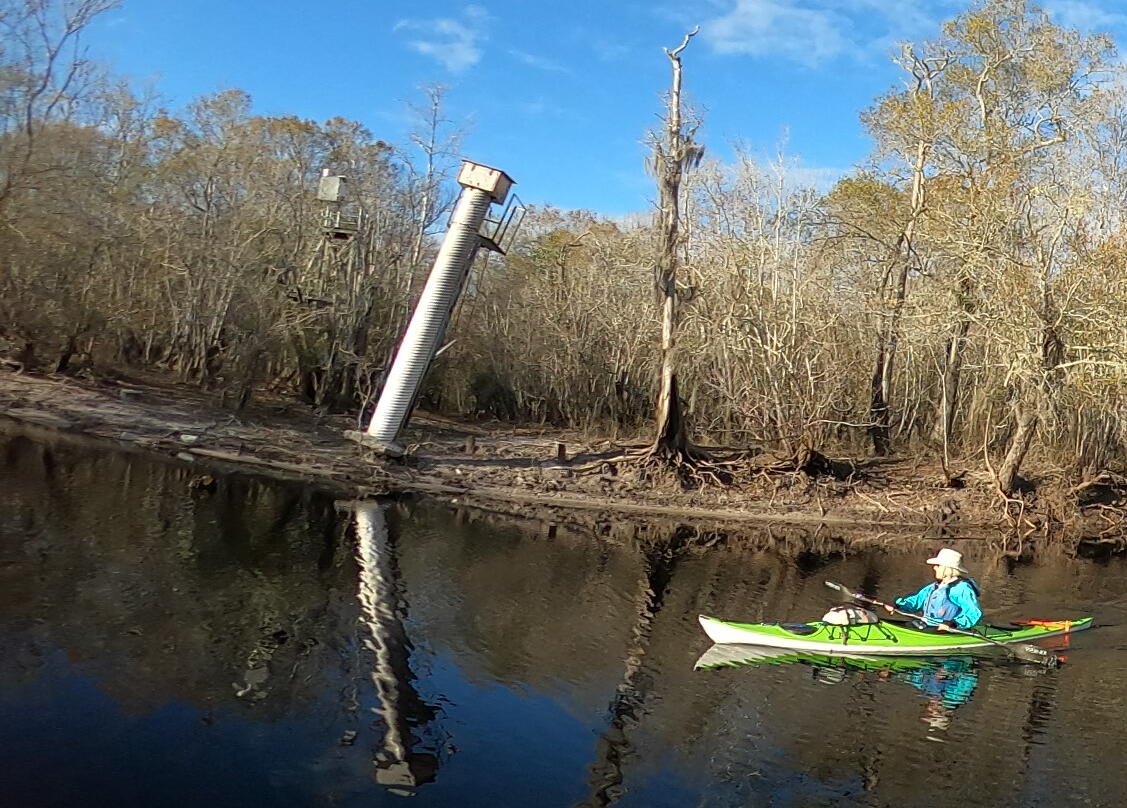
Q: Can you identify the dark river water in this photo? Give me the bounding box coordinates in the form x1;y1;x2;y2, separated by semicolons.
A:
2;422;1127;807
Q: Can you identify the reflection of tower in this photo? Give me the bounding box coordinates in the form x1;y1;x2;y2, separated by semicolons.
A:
353;502;441;795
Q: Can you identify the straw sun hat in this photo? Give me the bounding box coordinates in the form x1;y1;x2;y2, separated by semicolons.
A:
926;548;968;574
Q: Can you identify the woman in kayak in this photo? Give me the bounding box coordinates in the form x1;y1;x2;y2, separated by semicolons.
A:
885;548;982;630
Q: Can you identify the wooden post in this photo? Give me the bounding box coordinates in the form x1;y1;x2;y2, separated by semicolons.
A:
556;441;567;461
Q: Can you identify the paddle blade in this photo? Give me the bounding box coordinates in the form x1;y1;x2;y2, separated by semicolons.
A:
1010;643;1060;667
824;581;858;601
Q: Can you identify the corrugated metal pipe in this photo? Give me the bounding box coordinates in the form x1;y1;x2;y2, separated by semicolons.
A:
365;185;492;455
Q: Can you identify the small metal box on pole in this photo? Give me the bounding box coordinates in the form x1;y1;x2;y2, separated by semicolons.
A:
456;162;514;205
317;172;346;203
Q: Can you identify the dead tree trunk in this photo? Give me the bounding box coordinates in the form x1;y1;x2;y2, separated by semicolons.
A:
869;243;911;455
996;402;1038;496
870;136;929;455
932;273;973;449
995;286;1066;497
648;28;701;461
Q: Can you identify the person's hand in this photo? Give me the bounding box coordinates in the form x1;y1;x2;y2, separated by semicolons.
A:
935;622;949;631
883;604;895;615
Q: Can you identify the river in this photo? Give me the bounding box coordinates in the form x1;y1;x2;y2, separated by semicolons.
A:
2;422;1125;807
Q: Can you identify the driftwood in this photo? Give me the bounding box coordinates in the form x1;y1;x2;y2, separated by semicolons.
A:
186;447;345;483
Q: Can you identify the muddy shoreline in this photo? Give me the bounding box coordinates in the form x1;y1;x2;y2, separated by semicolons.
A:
1;368;1122;548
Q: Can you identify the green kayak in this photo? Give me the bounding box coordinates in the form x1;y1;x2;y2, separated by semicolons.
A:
698;614;1092;655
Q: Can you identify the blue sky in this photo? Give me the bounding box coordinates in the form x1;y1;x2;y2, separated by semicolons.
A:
87;1;1127;216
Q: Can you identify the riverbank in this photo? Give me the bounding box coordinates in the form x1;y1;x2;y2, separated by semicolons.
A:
1;367;1123;547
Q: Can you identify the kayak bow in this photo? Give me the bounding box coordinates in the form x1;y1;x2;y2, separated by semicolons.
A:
698;614;1091;656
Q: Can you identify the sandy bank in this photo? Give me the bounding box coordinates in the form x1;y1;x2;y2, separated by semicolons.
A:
1;368;1122;548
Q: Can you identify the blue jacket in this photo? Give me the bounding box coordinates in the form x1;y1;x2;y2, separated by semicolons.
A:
894;578;982;629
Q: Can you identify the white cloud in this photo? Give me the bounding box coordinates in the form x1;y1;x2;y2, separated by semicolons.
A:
676;0;1127;69
521;97;569;117
509;49;571;73
704;0;849;66
699;0;955;67
592;38;631;62
785;163;848;191
394;5;491;73
1044;0;1127;32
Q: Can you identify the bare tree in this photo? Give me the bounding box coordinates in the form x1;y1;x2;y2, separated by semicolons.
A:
864;46;949;456
646;27;704;462
0;0;118;213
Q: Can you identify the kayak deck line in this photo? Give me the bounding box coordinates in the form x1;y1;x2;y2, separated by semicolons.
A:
698;614;1093;656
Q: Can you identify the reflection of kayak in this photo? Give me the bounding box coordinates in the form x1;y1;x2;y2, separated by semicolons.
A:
694;643;945;672
698;614;1092;655
695;645;982;708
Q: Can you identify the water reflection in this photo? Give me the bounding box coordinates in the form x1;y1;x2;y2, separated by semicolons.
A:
899;657;977;738
5;421;1127;807
696;644;985;739
578;529;691;808
353;503;441;794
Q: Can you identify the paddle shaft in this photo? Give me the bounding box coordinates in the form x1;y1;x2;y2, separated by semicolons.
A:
843;588;1004;644
824;581;1056;664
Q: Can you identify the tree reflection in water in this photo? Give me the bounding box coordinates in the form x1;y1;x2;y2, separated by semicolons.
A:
578;527;693;808
2;423;1121;808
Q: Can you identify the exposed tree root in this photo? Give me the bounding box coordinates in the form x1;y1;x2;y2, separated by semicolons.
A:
571;439;859;491
571;441;727;487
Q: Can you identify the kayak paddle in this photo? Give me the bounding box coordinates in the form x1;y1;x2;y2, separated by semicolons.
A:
824;581;1060;667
